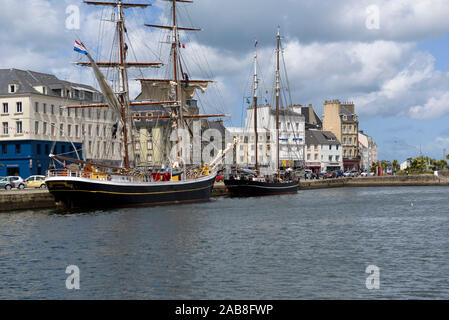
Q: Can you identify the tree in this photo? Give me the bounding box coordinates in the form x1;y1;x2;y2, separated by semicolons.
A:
446;154;449;160
392;160;400;173
370;161;378;174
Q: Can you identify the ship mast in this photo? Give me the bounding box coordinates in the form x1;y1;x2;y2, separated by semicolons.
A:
81;0;162;171
275;27;281;173
117;0;131;169
253;41;259;174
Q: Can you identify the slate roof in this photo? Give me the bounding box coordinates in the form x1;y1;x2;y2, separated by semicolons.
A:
0;68;99;98
305;130;341;146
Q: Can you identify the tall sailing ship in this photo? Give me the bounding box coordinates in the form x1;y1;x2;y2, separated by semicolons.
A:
45;0;228;209
224;28;300;197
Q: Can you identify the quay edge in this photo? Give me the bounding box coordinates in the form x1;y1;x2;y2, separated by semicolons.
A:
1;175;448;212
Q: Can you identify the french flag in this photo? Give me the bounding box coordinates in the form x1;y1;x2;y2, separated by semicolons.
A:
74;40;88;55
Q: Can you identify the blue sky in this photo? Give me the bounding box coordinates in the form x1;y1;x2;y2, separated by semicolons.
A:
1;0;449;162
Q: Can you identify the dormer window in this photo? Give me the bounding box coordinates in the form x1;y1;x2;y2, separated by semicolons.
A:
9;84;18;93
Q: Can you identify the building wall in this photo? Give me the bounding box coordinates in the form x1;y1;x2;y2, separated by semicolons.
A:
320;143;343;171
323;100;360;171
229;105;305;170
0;140;82;177
323;101;342;142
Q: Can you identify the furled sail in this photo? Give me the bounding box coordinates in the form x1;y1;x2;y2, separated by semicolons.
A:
74;40;123;118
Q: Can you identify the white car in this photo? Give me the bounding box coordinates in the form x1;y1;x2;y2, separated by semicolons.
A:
7;176;26;189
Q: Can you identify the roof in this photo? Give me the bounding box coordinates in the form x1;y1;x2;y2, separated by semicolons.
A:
305;130;341;146
340;106;357;122
0;68;99;98
297;105;322;128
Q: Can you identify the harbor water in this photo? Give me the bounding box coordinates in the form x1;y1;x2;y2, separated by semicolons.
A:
0;186;448;299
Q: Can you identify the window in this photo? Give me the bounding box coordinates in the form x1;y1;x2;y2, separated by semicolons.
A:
43;103;47;114
240;156;244;162
16;121;22;134
16;144;21;154
51;105;55;115
67;108;71;117
336;156;340;161
67;124;72;137
147;155;152;163
9;84;16;93
2;144;7;154
16;102;22;113
43;122;47;135
60;124;64;136
59;106;63;116
329;155;333;162
74;108;78;118
240;145;244;151
45;144;49;155
96;125;100;136
88;125;92;136
33;121;38;135
307;153;311;160
148;141;153;150
51;123;55;136
35;102;39;113
2;103;8;114
135;142;140;150
314;154;318;160
2;122;8;134
37;144;41;155
88;141;92;153
75;125;79;137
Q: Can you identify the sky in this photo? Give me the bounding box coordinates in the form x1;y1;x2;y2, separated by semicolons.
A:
1;0;449;162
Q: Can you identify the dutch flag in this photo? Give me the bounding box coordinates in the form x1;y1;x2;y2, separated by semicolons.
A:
74;40;88;55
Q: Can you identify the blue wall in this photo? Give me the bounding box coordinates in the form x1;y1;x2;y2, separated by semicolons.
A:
0;140;83;178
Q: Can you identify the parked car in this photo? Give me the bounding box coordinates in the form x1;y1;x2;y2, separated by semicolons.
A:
324;172;335;179
350;170;359;177
317;172;326;179
334;170;344;178
0;177;14;190
303;169;316;180
343;171;352;177
25;175;47;188
7;176;26;189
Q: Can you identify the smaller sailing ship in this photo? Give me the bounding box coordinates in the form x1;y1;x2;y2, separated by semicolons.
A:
224;28;300;197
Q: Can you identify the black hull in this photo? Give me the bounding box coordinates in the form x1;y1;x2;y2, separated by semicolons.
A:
224;179;299;197
46;174;216;209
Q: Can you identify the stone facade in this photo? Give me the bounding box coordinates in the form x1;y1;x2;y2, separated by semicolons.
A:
323;100;360;171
